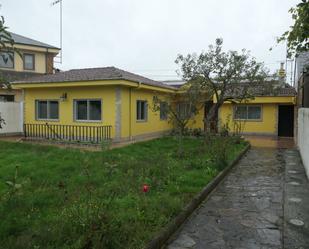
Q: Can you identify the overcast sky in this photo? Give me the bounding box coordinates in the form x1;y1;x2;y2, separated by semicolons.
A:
1;0;299;81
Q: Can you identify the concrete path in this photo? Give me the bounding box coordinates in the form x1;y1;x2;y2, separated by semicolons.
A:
167;147;309;249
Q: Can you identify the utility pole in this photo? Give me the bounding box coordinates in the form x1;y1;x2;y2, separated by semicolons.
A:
51;0;63;64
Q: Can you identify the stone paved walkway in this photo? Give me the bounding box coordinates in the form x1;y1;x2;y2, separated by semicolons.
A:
167;147;309;249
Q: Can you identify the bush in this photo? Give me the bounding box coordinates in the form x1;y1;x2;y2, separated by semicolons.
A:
204;136;230;170
170;128;203;137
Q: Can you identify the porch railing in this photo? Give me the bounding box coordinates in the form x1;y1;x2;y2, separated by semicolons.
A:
24;123;112;143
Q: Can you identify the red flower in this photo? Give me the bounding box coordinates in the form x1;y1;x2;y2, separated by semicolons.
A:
142;184;149;193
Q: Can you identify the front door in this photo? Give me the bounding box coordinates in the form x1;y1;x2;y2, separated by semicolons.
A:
278;105;294;137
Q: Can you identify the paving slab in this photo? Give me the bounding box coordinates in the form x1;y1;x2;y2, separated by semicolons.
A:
167;147;309;249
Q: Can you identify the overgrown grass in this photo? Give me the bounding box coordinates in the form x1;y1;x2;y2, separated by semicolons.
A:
0;136;247;249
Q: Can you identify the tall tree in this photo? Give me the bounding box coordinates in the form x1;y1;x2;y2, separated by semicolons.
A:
277;0;309;57
176;38;268;132
0;16;14;50
0;16;16;90
0;15;16;129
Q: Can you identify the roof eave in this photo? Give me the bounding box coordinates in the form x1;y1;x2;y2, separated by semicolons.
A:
12;78;177;92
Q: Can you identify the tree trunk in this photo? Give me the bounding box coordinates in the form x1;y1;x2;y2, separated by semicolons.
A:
204;103;220;133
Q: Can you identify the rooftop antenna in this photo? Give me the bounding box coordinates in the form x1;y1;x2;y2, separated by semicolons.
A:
51;0;62;64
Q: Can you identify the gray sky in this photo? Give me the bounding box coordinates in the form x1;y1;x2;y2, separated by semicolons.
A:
1;0;299;81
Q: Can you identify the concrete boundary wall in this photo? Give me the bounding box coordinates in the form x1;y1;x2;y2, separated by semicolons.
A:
0;102;23;135
298;108;309;178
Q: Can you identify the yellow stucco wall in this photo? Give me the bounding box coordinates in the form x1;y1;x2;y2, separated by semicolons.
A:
24;85;116;137
18;80;296;140
22;82;204;140
188;105;204;130
121;87;172;139
218;96;295;135
219;103;278;135
23;83;175;140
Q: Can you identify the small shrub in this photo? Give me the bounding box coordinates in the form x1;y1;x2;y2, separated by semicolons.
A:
100;139;111;151
207;137;230;170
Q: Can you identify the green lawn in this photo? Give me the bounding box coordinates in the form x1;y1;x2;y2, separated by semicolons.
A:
0;136;247;249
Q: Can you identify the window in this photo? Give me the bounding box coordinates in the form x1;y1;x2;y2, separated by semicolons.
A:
177;102;194;119
160;102;168;120
36;100;59;120
0;52;14;68
0;95;14;102
23;54;35;70
74;99;102;121
136;100;147;121
234;105;262;120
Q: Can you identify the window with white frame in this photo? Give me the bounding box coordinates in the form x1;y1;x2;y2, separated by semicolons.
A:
36;100;59;120
0;52;14;69
234;105;262;120
136;100;148;121
74;99;102;121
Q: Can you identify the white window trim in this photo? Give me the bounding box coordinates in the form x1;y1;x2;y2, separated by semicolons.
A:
73;99;103;123
136;100;148;122
233;105;262;121
35;100;59;121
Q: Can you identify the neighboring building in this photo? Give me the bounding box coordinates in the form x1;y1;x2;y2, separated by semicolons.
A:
295;52;309;179
0;32;60;102
11;67;296;143
295;52;309;108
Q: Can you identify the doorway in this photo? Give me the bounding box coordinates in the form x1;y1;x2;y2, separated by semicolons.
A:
278;105;294;137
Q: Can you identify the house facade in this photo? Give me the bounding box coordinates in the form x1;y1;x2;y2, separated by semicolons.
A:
12;67;191;142
219;95;295;137
0;32;60;102
12;67;295;142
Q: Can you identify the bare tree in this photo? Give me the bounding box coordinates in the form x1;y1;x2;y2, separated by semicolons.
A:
153;84;208;155
176;38;269;132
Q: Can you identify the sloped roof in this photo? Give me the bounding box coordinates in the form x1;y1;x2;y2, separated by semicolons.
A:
225;81;296;97
0;70;42;84
12;66;177;90
163;80;186;89
9;32;59;49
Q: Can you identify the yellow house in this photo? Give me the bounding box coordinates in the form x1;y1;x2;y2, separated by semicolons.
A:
219;94;296;137
12;67;183;142
11;67;296;142
0;32;60;102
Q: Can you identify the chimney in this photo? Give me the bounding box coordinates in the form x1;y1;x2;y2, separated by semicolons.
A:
277;62;286;85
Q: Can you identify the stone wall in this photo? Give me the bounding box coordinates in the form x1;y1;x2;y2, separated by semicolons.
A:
298;108;309;178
